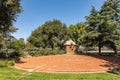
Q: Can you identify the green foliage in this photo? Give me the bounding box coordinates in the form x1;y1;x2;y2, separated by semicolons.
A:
0;50;21;60
28;19;68;49
0;0;22;33
111;67;120;75
29;48;65;56
40;48;51;55
50;48;65;55
0;59;15;67
86;0;120;54
0;0;22;49
0;38;26;59
68;22;87;46
9;38;25;52
0;33;3;49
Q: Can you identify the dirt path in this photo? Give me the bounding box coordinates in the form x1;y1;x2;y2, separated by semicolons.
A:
15;55;120;73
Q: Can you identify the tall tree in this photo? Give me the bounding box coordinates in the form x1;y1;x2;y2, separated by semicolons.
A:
98;0;120;54
85;7;100;49
86;0;120;54
28;20;69;49
0;0;22;48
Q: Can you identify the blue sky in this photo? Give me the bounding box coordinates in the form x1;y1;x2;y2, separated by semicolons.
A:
13;0;105;41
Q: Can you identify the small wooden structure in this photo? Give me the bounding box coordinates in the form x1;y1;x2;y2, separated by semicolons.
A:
63;39;77;54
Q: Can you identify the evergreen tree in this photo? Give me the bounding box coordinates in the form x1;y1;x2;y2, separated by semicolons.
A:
99;0;120;54
86;0;120;54
85;6;100;50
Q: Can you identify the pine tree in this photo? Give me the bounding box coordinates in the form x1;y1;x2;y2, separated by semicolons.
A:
85;6;100;52
86;0;120;54
99;0;120;54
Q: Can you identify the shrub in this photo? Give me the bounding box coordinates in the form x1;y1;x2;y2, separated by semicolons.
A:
21;52;29;58
42;48;51;55
28;48;65;56
29;51;41;57
51;49;59;55
76;50;86;55
29;51;37;56
50;48;65;55
0;59;15;67
110;67;120;75
58;50;65;54
0;50;21;60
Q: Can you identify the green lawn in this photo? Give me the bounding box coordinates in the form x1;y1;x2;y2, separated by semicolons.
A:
0;67;120;80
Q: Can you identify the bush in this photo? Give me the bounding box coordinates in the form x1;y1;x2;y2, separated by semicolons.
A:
76;50;86;55
29;51;41;56
58;50;65;54
110;67;120;75
28;48;65;56
0;50;21;60
50;48;65;55
50;48;59;55
41;48;51;55
0;59;15;67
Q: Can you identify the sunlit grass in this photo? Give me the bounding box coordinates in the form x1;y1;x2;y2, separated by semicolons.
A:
0;67;120;80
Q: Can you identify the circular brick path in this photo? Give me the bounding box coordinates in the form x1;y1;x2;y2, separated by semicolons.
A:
15;55;120;73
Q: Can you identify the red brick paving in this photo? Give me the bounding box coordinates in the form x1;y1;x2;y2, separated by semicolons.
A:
15;55;120;73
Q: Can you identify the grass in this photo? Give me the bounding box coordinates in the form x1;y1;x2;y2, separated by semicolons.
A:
0;67;29;80
0;58;15;67
0;67;120;80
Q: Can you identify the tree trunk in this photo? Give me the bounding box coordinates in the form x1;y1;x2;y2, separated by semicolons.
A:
98;40;102;55
98;44;102;54
113;46;117;54
51;42;54;50
114;49;117;54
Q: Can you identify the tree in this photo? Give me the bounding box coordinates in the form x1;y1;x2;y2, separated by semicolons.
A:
26;42;34;49
0;0;22;48
105;0;120;53
68;22;87;46
86;6;102;53
9;38;25;51
68;24;78;43
28;20;69;50
86;0;120;54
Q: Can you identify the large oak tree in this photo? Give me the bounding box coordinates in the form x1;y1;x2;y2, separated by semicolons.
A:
28;20;69;49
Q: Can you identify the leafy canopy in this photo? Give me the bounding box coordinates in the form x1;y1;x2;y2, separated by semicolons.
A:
0;0;22;49
28;20;68;49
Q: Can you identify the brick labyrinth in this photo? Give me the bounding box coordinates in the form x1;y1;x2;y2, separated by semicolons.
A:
15;55;120;73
